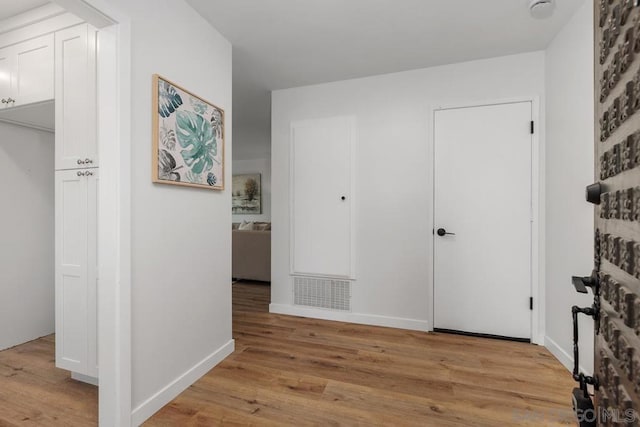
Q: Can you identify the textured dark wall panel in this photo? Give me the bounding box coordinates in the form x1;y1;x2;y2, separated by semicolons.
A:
595;0;640;423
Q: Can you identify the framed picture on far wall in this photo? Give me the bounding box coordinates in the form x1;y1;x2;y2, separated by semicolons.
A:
232;174;262;214
152;74;225;190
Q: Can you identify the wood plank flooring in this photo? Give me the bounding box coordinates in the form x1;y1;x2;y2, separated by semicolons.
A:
146;281;576;426
0;334;98;426
0;282;576;426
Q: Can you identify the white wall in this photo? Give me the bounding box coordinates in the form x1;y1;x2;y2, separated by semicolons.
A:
232;157;271;222
234;126;271;160
544;0;595;374
271;52;546;331
103;0;233;423
0;122;54;350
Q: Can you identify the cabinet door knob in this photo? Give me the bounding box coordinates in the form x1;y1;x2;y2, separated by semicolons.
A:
85;171;93;176
7;98;14;104
77;171;86;177
85;158;93;164
77;159;86;165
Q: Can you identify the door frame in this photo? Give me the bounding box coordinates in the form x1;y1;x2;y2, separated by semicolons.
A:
427;96;543;344
53;1;132;425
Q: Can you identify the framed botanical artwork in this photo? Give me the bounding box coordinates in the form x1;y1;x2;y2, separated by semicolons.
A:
152;74;225;190
232;174;262;214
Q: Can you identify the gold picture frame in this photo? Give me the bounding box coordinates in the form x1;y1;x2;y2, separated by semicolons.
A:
152;74;225;190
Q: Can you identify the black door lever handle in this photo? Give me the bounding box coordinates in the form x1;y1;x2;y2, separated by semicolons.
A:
571;275;598;294
572;276;589;294
585;182;603;205
436;228;455;237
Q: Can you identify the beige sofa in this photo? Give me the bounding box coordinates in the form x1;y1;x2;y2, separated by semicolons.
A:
232;223;271;282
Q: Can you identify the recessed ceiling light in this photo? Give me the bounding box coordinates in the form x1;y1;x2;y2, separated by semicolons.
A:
529;0;555;19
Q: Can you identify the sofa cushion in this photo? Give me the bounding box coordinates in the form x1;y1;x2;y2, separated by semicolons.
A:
254;222;271;231
238;220;254;231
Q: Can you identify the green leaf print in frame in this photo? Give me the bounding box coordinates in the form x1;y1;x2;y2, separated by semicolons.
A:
176;111;218;174
158;80;183;118
152;74;225;190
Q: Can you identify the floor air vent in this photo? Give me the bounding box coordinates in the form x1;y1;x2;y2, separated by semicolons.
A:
293;276;351;311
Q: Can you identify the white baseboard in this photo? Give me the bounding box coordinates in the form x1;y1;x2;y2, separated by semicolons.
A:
544;335;590;375
269;303;429;332
131;339;235;426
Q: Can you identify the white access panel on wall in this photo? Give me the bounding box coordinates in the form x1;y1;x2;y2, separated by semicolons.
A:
290;116;355;279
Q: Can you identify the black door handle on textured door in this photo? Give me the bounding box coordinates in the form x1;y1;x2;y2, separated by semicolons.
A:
585;182;603;205
436;228;455;237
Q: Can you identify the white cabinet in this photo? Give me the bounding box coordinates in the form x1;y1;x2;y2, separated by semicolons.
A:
291;116;355;279
0;34;54;108
55;169;98;378
53;23;99;382
55;24;97;170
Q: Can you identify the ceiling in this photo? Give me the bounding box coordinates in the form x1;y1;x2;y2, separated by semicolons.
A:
191;0;586;157
0;0;50;21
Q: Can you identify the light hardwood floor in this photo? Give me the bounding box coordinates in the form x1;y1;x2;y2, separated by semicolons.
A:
0;334;98;426
0;282;576;426
146;281;576;426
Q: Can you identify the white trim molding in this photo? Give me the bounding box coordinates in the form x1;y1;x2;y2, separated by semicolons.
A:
131;340;235;426
54;0;133;425
270;304;430;332
0;3;66;35
545;335;590;376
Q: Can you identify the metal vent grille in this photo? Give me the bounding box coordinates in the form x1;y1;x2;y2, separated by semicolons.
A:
293;276;351;311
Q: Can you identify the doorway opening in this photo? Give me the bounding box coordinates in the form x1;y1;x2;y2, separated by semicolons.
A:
0;3;99;423
0;1;130;424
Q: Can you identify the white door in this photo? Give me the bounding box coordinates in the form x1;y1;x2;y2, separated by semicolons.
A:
434;102;532;340
291;117;354;278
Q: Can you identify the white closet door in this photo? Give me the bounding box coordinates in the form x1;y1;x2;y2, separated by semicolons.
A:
55;24;97;170
291;116;355;278
433;102;532;340
55;169;89;373
13;34;54;105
